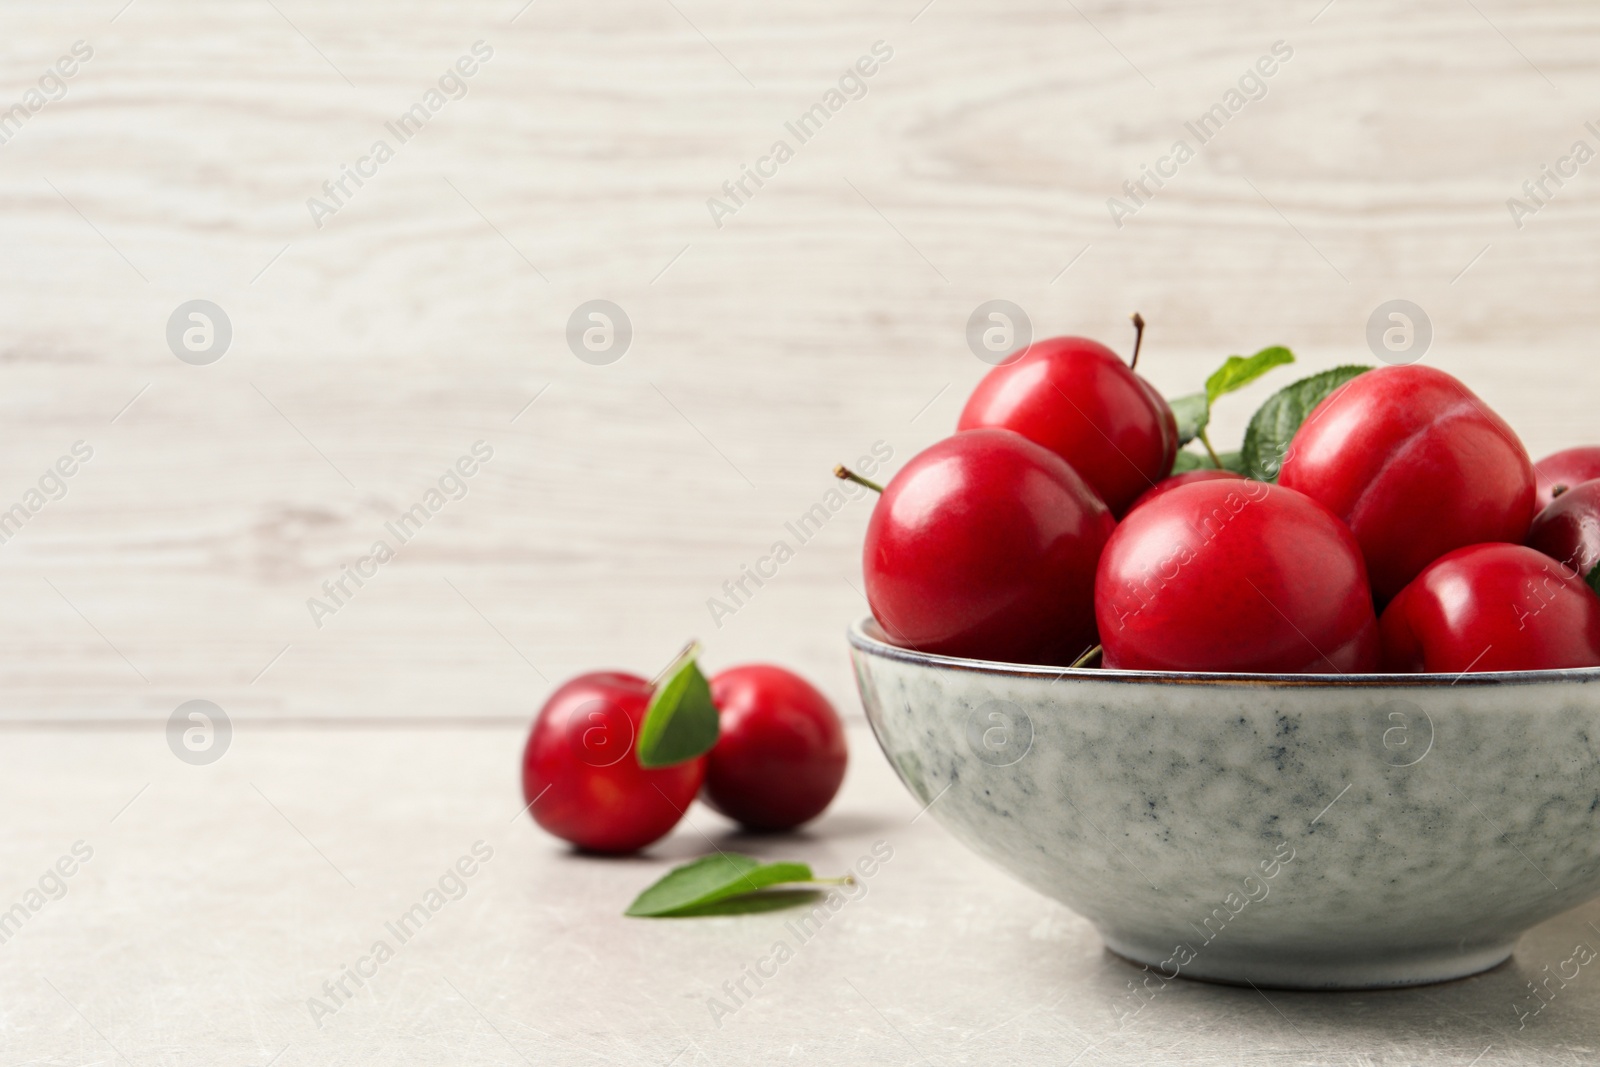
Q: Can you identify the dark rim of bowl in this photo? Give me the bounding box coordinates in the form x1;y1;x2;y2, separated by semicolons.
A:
847;617;1600;688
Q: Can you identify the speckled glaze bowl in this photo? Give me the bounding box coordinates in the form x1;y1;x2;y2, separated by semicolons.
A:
848;618;1600;990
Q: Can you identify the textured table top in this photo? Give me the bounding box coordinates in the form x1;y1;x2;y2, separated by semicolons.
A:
5;721;1599;1066
6;721;1600;1067
6;0;1600;1061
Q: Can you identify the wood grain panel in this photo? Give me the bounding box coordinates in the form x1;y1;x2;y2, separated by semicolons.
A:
0;0;1593;722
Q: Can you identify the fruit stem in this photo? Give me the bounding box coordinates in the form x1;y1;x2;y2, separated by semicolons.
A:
1068;644;1103;669
834;465;883;494
808;875;856;886
1553;484;1570;500
1129;312;1146;370
650;638;701;689
1198;430;1224;469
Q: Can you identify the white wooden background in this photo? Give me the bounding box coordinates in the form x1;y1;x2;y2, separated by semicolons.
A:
0;0;1598;723
4;0;1600;1063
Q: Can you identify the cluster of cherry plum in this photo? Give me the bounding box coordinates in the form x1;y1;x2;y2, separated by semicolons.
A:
839;319;1600;675
522;659;848;853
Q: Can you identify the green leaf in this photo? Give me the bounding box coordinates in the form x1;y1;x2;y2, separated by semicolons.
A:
1169;393;1210;447
664;889;825;917
636;656;719;768
1587;562;1600;598
1239;365;1373;482
1215;451;1246;474
625;853;824;917
1205;346;1296;406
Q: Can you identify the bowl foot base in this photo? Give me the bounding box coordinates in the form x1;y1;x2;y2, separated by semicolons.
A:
1100;931;1517;991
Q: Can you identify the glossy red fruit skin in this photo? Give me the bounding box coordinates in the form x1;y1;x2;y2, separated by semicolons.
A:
1278;365;1536;604
1533;447;1600;512
1379;544;1600;672
521;672;704;854
1095;479;1380;673
957;337;1178;516
863;428;1116;666
1527;479;1600;579
703;665;847;831
1126;469;1246;514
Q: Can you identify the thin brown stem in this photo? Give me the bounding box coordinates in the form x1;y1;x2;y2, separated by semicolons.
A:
834;465;883;494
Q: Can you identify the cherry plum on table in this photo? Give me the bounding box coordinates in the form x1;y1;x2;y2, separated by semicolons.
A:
522;672;704;854
703;665;847;832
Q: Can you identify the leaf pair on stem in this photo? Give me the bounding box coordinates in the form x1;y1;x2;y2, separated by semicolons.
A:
1168;347;1370;480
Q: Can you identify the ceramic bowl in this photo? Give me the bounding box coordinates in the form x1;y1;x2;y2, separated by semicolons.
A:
848;617;1600;990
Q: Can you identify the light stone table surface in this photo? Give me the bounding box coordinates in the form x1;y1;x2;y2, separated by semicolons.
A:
5;0;1600;1061
8;721;1600;1067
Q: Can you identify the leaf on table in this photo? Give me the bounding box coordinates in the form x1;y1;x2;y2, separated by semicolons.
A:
636;655;719;768
1239;365;1373;482
1205;346;1296;406
666;889;825;917
625;853;822;917
1169;392;1210;447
